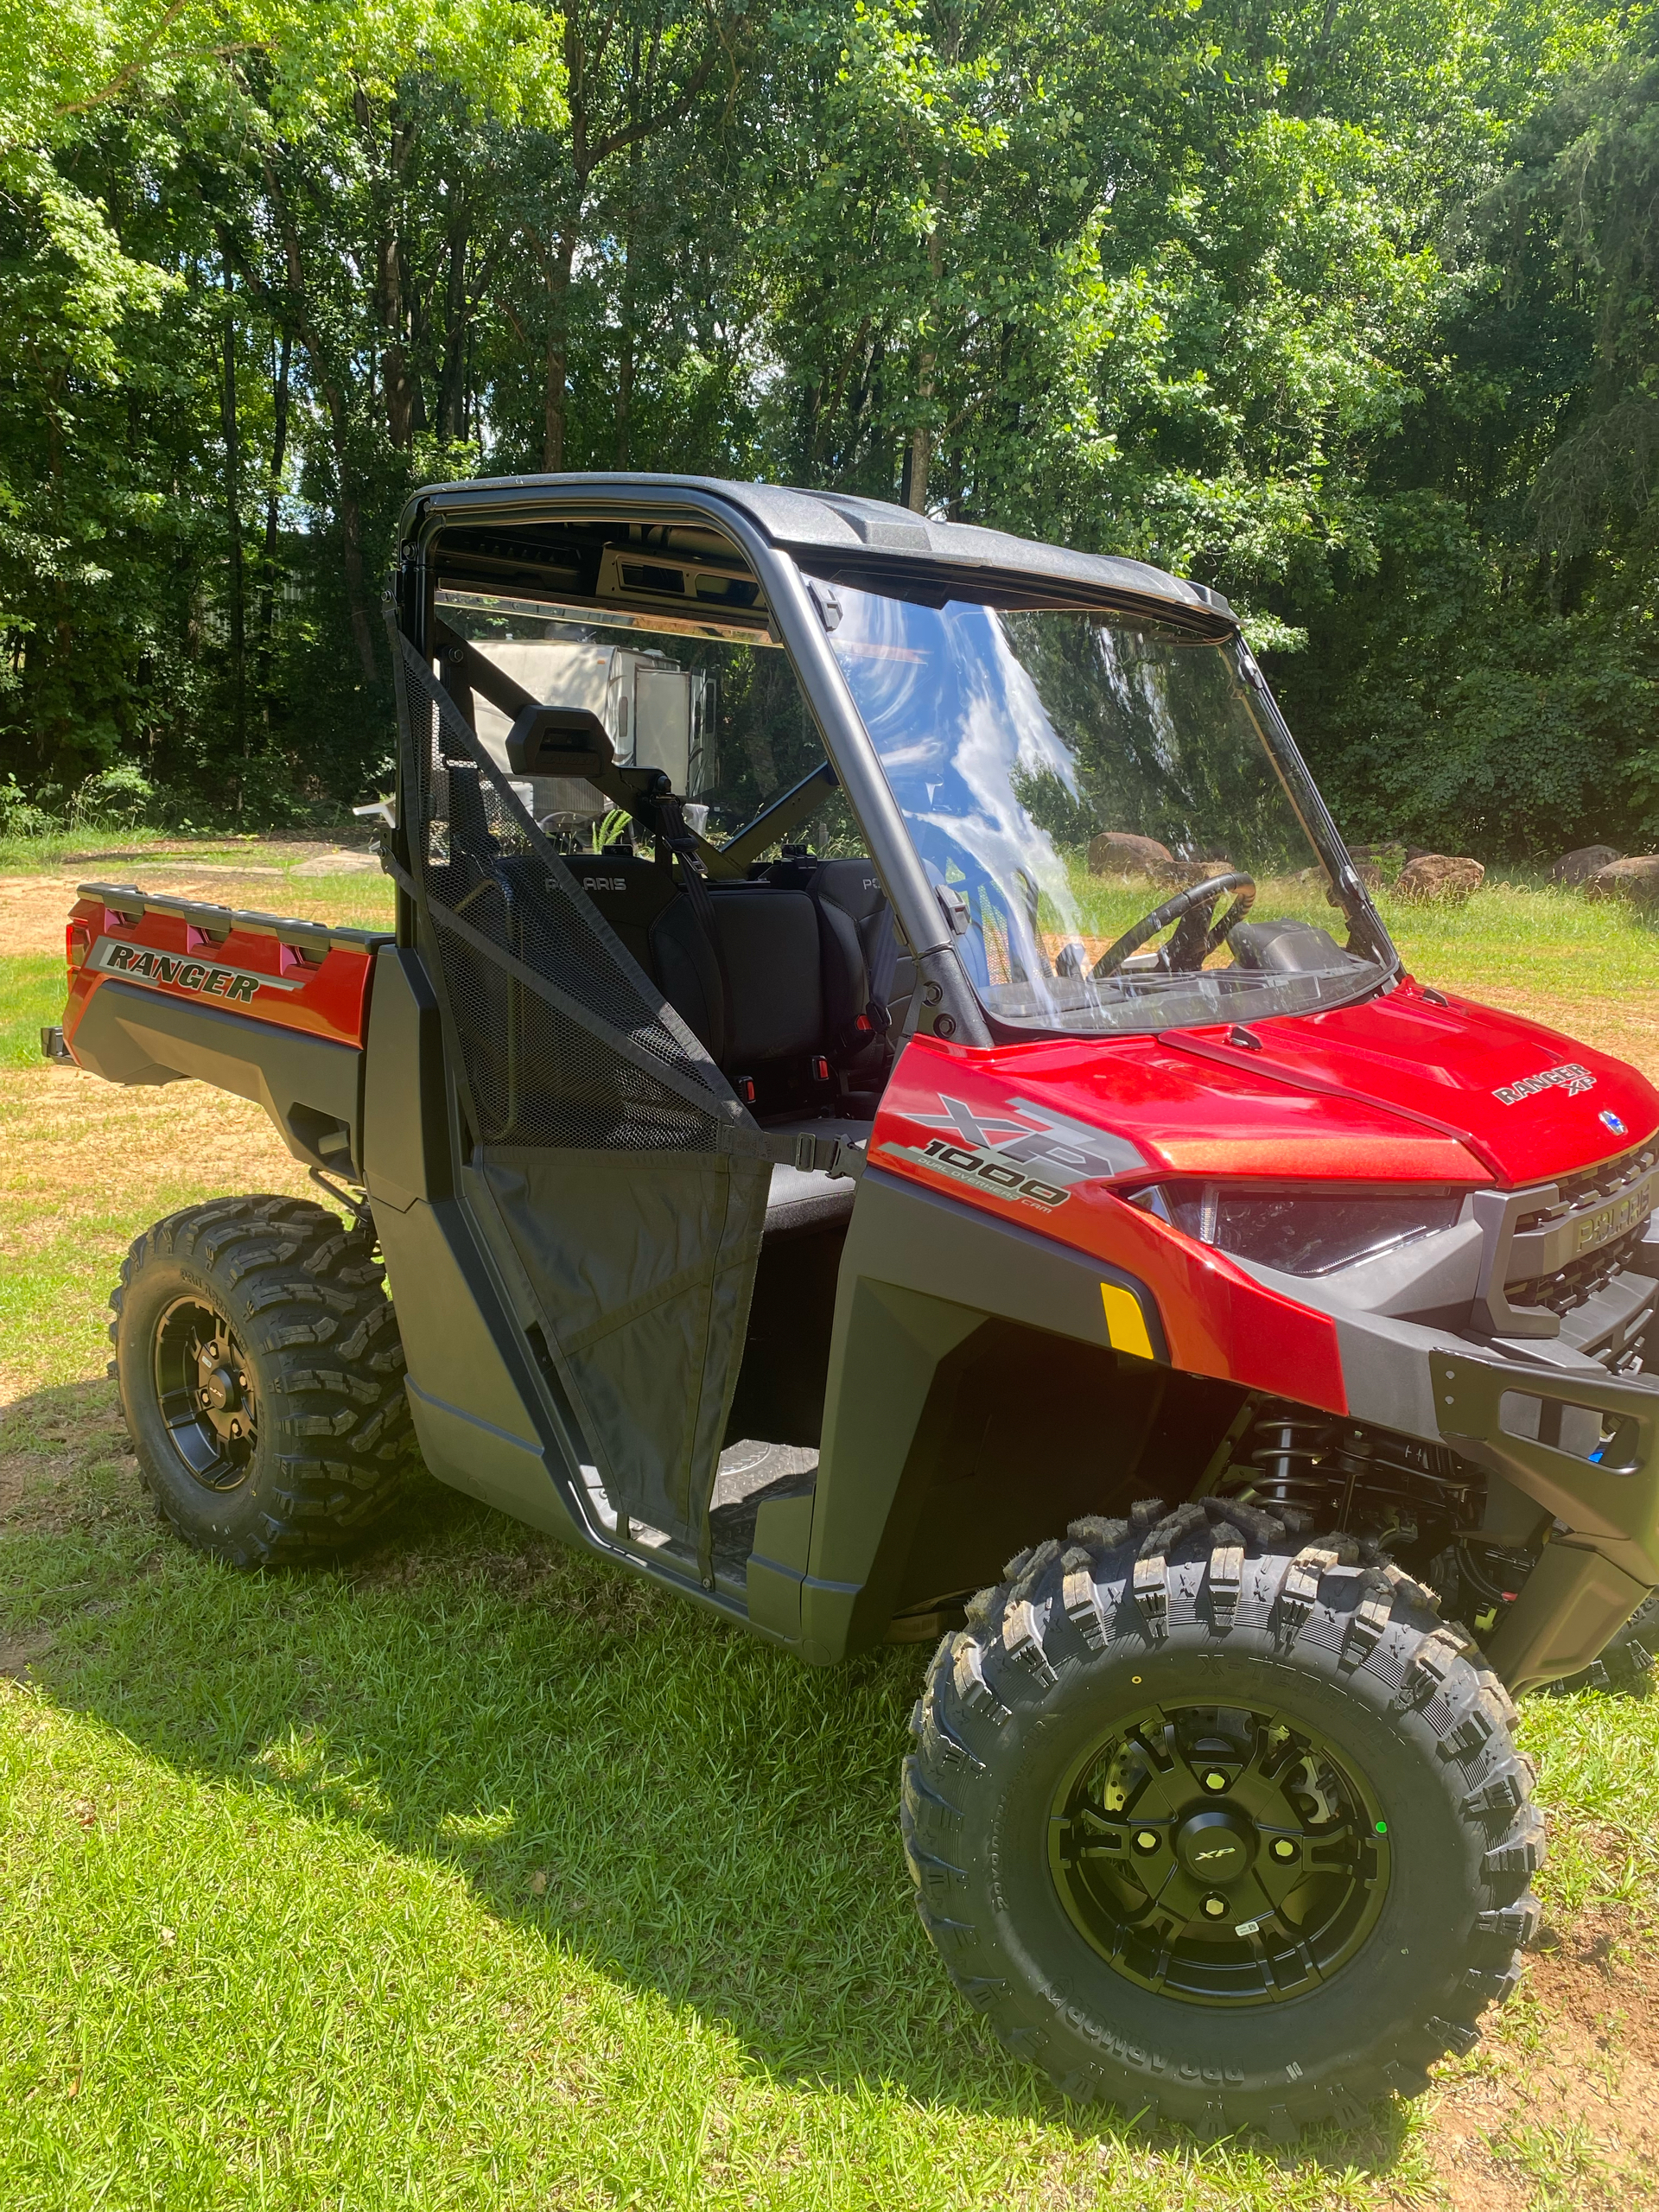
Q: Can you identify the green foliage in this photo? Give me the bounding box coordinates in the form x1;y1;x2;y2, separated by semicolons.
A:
0;0;1651;851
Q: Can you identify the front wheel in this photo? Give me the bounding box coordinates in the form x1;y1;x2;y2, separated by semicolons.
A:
903;1503;1542;2136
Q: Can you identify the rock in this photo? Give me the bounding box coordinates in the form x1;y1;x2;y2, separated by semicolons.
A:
1088;830;1173;877
1552;843;1621;887
290;850;385;877
1395;854;1485;906
1349;842;1406;864
1586;854;1659;907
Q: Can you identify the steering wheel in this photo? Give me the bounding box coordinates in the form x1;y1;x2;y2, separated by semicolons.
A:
1090;870;1257;978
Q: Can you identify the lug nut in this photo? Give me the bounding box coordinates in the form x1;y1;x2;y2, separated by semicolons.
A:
1203;1770;1228;1792
1133;1830;1159;1853
1271;1837;1297;1861
1201;1894;1228;1919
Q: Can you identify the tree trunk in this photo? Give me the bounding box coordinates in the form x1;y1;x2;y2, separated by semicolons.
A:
543;225;577;471
318;385;378;684
615;185;637;466
337;483;378;686
364;96;420;449
220;267;245;774
902;407;932;514
437;201;471;442
246;158;377;685
257;327;291;701
904;231;944;513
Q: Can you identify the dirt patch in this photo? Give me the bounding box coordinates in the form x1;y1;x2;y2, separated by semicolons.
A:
0;1628;57;1677
0;842;392;957
1390;1914;1659;2209
0;1066;310;1230
0;1065;318;1399
0;874;88;959
0;1381;137;1532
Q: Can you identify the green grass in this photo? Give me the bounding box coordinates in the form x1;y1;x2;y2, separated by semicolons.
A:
1057;858;1659;1011
1376;874;1659;1007
0;825;268;874
2;880;1658;2206
1;1382;1655;2209
1;955;62;1065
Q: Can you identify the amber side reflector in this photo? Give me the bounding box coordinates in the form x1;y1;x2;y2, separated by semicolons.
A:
1101;1283;1155;1362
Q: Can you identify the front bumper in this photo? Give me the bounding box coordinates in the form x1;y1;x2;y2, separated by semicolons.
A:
1432;1345;1659;1688
1233;1245;1659;1691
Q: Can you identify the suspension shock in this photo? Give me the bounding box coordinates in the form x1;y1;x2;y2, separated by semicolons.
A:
1219;1402;1480;1547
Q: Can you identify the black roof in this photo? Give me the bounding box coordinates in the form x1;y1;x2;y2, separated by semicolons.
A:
401;471;1236;632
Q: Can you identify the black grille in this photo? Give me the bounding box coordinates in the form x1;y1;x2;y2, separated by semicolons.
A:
1509;1138;1658;1316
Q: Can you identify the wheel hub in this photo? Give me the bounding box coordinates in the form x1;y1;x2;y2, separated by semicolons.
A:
156;1302;258;1488
1175;1807;1251;1883
1047;1698;1389;2005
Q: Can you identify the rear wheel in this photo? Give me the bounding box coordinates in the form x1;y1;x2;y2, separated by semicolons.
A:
1549;1587;1659;1695
111;1195;413;1567
903;1502;1542;2135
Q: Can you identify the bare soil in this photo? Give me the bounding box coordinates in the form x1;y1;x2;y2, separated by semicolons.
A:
1391;1915;1659;2209
0;840;390;957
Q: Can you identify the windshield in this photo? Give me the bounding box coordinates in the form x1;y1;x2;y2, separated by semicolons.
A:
822;585;1395;1036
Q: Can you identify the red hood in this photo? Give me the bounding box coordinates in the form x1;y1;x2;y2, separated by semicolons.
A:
880;979;1659;1192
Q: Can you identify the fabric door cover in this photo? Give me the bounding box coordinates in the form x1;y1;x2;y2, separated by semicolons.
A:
391;632;772;1554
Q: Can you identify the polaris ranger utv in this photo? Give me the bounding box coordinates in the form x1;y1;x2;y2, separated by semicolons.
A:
58;474;1659;2137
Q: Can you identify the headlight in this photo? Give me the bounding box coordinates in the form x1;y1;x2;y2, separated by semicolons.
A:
1131;1182;1465;1277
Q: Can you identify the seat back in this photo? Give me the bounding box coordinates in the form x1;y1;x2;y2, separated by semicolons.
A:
806;859;913;1048
650;884;824;1078
561;852;680;975
566;847;906;1115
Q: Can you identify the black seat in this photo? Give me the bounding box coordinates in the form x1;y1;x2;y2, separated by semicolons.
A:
568;845;905;1116
806;857;913;1069
650;883;825;1075
561;852;680;976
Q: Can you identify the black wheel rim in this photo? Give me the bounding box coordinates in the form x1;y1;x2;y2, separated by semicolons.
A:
1047;1699;1390;2005
153;1298;259;1491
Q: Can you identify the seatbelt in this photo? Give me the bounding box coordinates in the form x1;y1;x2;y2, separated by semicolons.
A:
862;903;898;1037
653;794;732;1071
765;1129;867;1179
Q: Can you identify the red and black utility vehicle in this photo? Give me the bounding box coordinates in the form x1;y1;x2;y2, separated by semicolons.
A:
54;475;1659;2135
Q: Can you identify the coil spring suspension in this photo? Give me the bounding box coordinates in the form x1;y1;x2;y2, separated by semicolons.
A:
1219;1402;1479;1541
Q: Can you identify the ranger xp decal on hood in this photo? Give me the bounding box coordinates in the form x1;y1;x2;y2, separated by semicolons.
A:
1493;1062;1595;1106
880;1094;1147;1211
88;937;302;1002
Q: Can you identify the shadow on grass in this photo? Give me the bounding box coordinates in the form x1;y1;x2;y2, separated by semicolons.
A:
0;1376;1421;2177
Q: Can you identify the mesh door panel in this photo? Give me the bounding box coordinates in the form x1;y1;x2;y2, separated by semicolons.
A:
390;630;769;1549
397;639;737;1153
